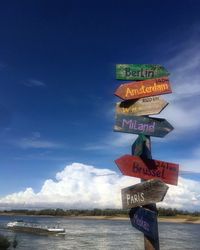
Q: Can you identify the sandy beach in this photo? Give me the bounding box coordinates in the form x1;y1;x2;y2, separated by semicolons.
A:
1;213;200;224
61;215;200;224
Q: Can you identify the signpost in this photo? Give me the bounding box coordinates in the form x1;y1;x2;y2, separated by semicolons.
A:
121;179;169;209
129;207;158;240
116;64;169;81
116;96;168;116
114;114;173;138
114;77;172;100
115;154;179;185
113;64;179;250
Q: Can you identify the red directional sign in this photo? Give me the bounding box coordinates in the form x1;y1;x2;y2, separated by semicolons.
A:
115;77;172;100
115;154;179;185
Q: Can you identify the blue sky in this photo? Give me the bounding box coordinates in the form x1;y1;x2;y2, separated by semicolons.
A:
1;0;200;210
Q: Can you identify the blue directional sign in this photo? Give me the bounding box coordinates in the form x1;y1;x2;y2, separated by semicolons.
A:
129;207;158;240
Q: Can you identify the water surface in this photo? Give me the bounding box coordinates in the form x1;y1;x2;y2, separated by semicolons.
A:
0;216;200;250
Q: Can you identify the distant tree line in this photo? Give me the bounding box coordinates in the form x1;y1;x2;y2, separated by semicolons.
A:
158;207;200;217
1;208;128;217
0;208;200;217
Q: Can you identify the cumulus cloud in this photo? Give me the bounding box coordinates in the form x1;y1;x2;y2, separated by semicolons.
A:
160;177;200;211
0;163;136;210
0;163;199;211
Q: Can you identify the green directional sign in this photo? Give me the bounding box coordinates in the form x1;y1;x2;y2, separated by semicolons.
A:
131;134;149;156
116;64;169;81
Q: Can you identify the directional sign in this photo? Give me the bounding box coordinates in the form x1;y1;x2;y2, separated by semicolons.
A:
121;179;169;209
129;207;158;240
131;134;149;156
114;114;173;138
116;64;169;81
116;96;168;116
115;154;179;185
115;77;172;100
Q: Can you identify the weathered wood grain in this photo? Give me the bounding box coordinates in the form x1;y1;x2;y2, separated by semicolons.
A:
121;179;169;209
115;154;179;185
114;114;174;138
116;96;168;116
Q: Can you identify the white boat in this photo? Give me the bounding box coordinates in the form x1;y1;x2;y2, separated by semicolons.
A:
7;221;66;235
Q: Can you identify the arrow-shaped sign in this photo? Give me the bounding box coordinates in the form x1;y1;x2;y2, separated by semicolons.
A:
115;77;172;100
115;154;179;185
116;96;168;116
129;207;158;240
116;64;169;81
114;114;173;138
121;179;169;209
131;134;149;156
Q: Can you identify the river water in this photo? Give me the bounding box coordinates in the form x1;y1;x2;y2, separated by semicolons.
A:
0;215;200;250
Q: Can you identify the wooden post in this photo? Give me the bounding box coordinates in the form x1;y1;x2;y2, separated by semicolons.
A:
140;136;160;250
132;135;160;250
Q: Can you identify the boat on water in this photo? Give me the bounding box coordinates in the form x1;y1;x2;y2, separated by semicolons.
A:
7;221;66;235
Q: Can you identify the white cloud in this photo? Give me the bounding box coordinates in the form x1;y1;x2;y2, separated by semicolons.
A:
159;177;200;211
0;163;199;211
23;79;46;87
180;159;200;173
0;163;136;209
171;144;200;173
159;42;200;137
109;133;137;147
17;138;61;149
158;102;200;136
83;133;136;151
10;132;62;149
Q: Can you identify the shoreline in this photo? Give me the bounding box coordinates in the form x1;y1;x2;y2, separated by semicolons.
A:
0;213;200;224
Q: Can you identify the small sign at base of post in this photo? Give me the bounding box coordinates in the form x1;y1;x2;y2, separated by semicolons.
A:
129;207;158;240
